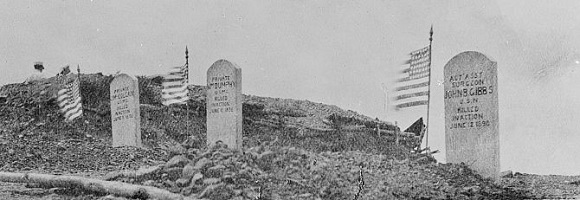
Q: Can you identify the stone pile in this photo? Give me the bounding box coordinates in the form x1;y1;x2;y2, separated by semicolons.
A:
105;143;352;199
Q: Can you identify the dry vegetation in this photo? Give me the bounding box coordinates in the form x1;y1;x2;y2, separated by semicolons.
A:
0;74;576;199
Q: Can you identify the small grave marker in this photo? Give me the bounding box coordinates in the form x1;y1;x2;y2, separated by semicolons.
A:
110;73;142;147
206;60;243;150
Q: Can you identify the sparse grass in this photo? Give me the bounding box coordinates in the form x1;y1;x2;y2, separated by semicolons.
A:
0;73;544;199
2;74;417;158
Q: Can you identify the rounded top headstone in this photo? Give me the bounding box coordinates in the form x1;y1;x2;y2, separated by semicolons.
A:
111;73;138;84
110;72;141;147
444;51;496;71
208;59;241;73
443;50;499;181
206;59;242;150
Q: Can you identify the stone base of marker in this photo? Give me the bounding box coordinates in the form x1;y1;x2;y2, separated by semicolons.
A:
110;73;142;147
206;60;243;150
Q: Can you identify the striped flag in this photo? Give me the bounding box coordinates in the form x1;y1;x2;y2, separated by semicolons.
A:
161;64;189;105
394;45;431;110
57;75;83;121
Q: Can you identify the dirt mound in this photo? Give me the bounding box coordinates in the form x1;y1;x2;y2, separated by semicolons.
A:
102;144;530;199
0;74;543;199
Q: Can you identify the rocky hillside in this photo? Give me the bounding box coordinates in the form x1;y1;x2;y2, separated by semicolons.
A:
0;73;574;199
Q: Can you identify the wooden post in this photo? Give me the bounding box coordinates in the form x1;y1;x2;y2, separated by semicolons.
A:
425;26;433;151
185;46;190;138
377;122;380;137
376;118;380;137
395;121;399;146
186;102;190;137
0;172;186;200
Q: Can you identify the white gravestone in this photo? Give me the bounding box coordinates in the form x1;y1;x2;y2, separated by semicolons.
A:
444;51;499;180
110;73;142;147
206;60;243;150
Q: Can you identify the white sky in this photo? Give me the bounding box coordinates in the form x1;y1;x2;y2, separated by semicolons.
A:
1;0;579;175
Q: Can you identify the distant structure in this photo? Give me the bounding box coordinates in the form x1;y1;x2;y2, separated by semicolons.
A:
25;62;46;83
34;62;44;72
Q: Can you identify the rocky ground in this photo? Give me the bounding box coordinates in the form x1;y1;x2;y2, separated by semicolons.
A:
0;74;579;199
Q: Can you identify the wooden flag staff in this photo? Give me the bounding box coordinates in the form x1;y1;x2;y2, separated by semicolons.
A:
425;25;433;151
185;46;190;138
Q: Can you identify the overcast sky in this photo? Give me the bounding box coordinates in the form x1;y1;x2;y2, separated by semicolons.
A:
1;0;579;175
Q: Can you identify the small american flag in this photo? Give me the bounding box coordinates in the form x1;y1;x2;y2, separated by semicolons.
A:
394;45;431;110
161;64;189;106
57;76;83;121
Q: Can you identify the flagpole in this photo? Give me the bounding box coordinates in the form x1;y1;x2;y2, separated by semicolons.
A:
77;65;86;133
395;121;399;146
76;65;81;83
425;25;433;151
77;65;83;118
185;46;190;138
56;72;61;135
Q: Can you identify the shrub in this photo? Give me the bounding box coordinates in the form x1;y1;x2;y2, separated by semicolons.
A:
137;76;161;105
79;74;113;113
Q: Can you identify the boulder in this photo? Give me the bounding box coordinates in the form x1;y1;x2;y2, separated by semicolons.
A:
206;164;226;178
175;177;191;187
500;170;514;178
193;157;212;171
199;183;233;199
164;155;190;169
203;178;221;185
181;163;196;179
192;173;204;184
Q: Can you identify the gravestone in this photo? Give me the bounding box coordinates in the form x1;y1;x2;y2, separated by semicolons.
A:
206;60;243;150
444;51;499;180
110;73;142;147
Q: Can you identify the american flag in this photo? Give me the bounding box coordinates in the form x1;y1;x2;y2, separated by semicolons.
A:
57;75;83;121
161;64;189;106
394;45;431;110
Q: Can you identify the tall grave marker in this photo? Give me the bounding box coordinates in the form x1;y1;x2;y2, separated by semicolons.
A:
444;51;499;180
206;60;242;150
110;73;142;147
